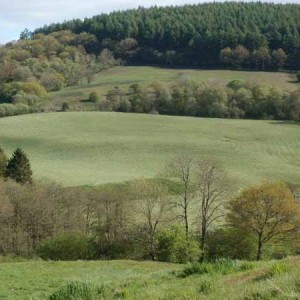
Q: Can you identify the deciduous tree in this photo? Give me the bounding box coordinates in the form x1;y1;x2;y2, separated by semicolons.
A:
228;181;300;260
196;158;230;257
166;156;196;239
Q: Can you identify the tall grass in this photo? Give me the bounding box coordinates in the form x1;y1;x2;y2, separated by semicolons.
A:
180;258;256;277
48;281;105;300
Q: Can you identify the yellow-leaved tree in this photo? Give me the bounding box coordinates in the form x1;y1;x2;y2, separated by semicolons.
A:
228;181;300;260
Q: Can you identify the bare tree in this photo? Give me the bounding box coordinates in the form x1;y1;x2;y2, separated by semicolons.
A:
166;156;196;239
196;158;230;256
133;179;171;260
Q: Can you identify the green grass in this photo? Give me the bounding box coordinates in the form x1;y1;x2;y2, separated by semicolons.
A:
46;66;299;110
1;112;300;187
0;257;299;299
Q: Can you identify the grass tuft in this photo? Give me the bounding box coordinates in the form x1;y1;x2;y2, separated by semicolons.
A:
197;280;215;295
181;259;256;277
48;281;105;300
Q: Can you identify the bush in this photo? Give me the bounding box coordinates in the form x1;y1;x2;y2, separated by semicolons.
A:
157;225;201;263
40;73;65;92
15;103;30;115
13;91;40;106
89;91;99;103
61;102;70;111
21;82;47;97
227;80;245;90
0;103;17;117
297;72;300;82
37;234;94;260
49;281;105;300
207;228;256;260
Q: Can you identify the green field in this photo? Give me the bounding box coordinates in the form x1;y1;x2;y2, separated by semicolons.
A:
47;66;299;110
0;257;299;299
0;112;300;187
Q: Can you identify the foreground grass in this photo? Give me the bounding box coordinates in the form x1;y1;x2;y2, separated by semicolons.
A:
1;112;300;186
0;257;299;299
47;66;298;110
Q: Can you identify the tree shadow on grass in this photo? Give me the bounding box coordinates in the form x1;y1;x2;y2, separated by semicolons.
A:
80;99;93;103
268;120;300;126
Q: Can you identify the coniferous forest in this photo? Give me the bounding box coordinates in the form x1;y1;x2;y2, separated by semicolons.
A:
33;2;300;69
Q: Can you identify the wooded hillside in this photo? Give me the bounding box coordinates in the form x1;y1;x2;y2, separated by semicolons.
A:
33;2;300;69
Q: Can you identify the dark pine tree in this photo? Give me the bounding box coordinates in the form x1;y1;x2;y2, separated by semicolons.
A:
0;147;7;178
6;148;33;184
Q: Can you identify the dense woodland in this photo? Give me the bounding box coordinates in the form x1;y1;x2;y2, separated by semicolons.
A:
33;2;300;69
0;30;119;116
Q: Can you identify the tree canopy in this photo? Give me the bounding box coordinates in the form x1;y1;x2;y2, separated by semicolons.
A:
228;182;300;260
6;148;33;184
33;2;300;69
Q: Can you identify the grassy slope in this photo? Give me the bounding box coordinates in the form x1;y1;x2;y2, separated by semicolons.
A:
0;257;299;299
47;66;299;109
1;112;300;187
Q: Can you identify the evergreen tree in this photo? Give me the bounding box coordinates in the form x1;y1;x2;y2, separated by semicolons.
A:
6;148;33;184
0;147;7;178
32;3;300;69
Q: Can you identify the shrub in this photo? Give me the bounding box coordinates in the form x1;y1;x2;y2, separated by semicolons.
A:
0;103;17;117
0;82;22;103
61;102;70;111
207;228;256;260
89;91;99;103
15;103;30;115
157;225;201;263
227;80;245;90
37;234;94;260
297;72;300;82
40;73;65;92
22;82;47;97
49;281;105;300
13;91;40;106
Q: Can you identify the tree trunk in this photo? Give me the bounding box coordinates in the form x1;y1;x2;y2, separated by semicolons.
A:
257;237;263;261
149;233;156;261
200;222;207;260
184;208;189;240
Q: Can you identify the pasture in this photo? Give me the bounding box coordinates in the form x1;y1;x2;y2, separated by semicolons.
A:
46;66;299;110
0;257;299;299
0;112;300;187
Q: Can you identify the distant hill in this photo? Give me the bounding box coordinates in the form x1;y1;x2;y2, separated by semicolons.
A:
34;2;300;69
1;112;300;186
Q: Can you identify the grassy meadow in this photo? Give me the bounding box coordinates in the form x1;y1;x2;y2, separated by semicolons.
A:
0;257;299;299
0;112;300;187
46;66;299;110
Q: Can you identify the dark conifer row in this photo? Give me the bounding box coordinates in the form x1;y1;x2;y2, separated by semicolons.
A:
33;2;300;69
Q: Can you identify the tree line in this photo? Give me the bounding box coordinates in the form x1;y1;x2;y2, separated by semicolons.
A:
0;148;299;262
92;79;300;121
33;3;300;69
